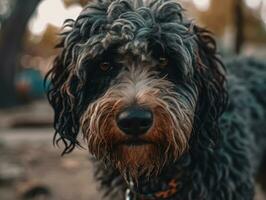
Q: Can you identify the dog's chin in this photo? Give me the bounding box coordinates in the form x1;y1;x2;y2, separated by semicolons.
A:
119;143;154;164
110;143;168;181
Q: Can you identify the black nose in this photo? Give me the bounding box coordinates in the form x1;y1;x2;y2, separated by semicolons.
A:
116;106;153;136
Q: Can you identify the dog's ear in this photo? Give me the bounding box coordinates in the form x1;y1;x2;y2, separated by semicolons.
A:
193;26;228;145
45;20;85;154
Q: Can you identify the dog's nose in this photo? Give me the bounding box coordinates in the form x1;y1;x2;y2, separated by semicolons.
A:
116;106;153;136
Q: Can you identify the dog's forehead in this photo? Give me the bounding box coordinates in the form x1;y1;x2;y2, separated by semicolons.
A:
115;50;157;68
75;0;195;58
67;0;199;80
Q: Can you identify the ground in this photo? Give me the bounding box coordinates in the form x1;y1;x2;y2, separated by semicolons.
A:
0;100;265;200
0;101;100;200
0;128;101;200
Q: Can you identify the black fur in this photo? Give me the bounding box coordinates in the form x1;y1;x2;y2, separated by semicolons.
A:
45;0;266;199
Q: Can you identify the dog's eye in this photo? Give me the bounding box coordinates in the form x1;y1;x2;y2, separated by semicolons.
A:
100;62;111;72
158;57;168;69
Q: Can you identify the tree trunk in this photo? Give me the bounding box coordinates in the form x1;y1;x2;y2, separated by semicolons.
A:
0;0;42;108
234;0;244;54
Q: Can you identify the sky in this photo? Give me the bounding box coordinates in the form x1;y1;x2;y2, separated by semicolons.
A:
28;0;266;36
29;0;82;35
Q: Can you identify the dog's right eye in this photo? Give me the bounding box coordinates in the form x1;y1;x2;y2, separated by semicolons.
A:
158;57;168;69
100;62;111;72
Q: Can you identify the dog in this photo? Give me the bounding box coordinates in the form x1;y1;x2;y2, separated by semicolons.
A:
46;0;266;199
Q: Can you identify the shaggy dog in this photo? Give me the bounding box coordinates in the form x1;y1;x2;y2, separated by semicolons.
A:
46;0;266;199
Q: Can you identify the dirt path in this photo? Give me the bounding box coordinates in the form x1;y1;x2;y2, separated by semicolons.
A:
0;128;101;200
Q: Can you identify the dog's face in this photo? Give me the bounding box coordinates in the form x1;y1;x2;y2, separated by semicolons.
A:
81;48;197;179
47;0;227;180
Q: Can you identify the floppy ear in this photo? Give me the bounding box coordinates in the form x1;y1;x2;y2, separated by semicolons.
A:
45;1;117;154
192;26;228;145
45;20;86;154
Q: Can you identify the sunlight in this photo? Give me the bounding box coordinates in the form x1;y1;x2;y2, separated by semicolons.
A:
192;0;210;11
245;0;261;9
29;0;82;35
0;0;9;16
261;1;266;25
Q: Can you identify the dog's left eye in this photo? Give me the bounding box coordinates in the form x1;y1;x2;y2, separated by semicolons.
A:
158;57;168;69
100;62;111;72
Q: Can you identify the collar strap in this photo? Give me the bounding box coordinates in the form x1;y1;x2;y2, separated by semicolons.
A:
126;179;178;200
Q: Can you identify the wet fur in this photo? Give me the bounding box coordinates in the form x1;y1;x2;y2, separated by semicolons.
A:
46;0;266;199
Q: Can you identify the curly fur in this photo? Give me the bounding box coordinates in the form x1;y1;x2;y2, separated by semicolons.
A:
45;0;266;199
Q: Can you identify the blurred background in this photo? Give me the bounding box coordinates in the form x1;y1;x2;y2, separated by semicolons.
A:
0;0;266;199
